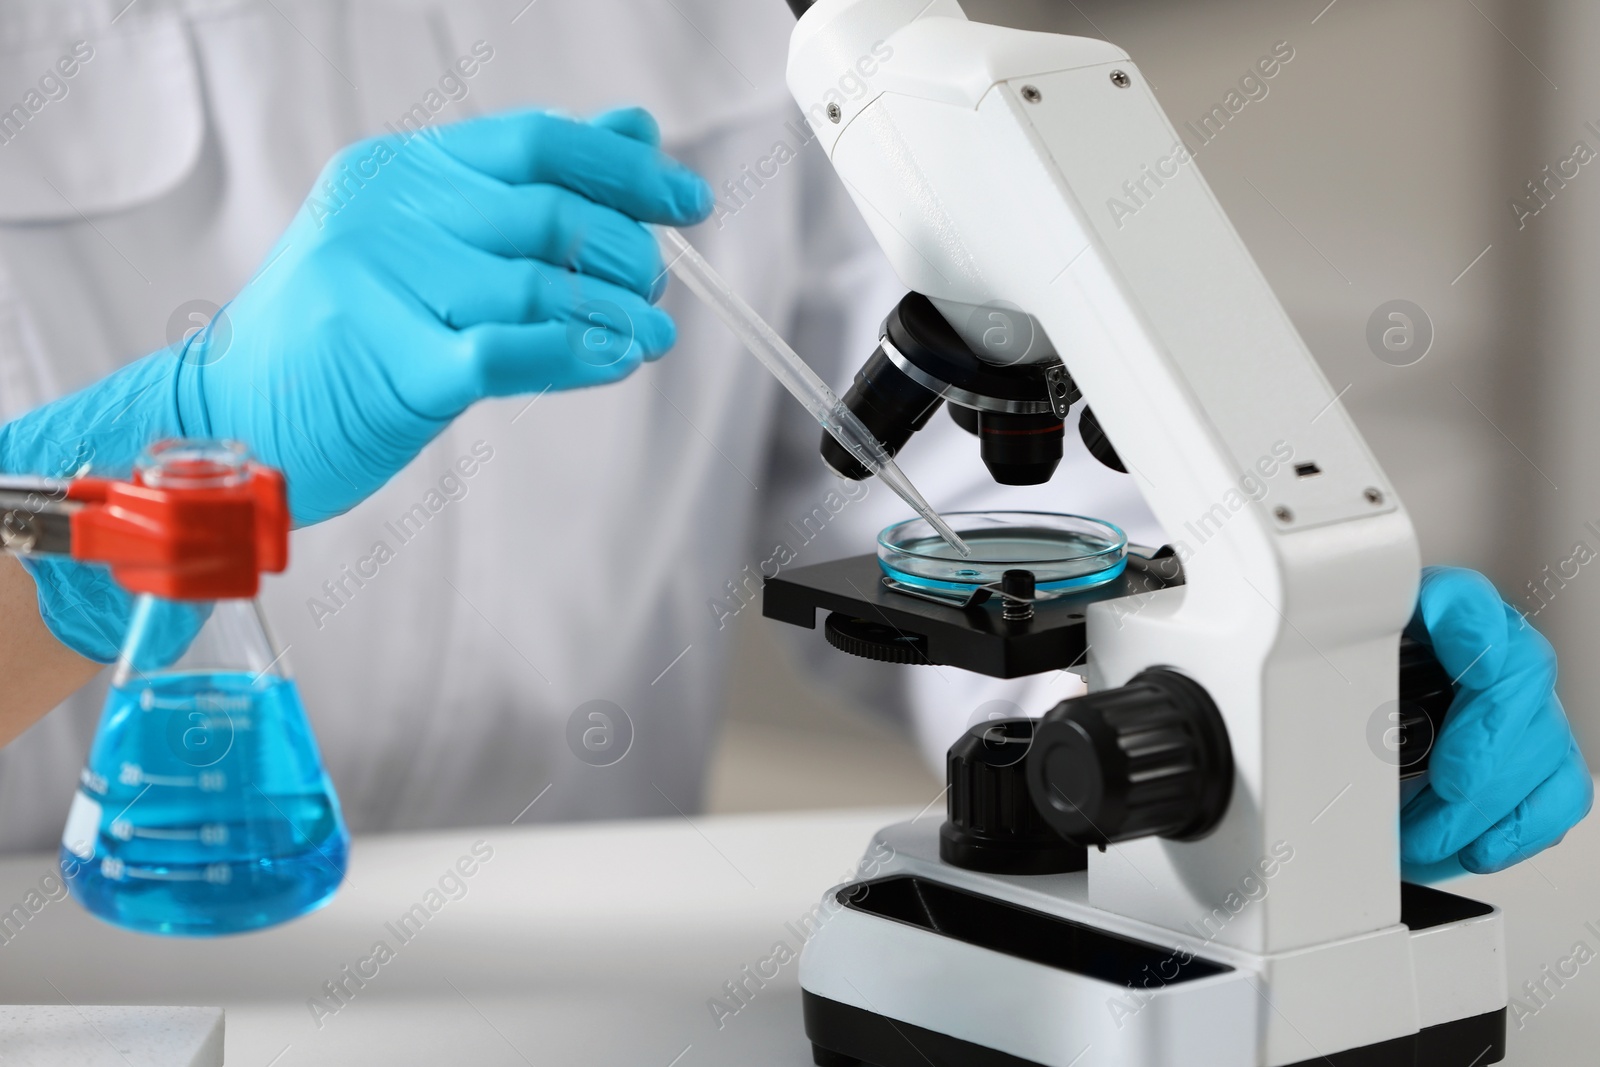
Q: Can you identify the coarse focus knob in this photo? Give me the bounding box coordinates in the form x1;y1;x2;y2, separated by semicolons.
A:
941;719;1087;875
1026;669;1232;847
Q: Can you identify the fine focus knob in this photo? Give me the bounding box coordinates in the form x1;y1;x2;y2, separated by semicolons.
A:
1026;669;1232;847
941;719;1087;875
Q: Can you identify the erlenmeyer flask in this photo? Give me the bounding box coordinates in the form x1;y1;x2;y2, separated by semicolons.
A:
59;442;348;936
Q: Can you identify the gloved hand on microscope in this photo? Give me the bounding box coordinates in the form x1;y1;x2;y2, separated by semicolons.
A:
1402;566;1592;877
0;105;710;738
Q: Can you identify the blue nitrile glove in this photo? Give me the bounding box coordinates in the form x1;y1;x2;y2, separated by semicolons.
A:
0;358;197;662
1401;567;1593;877
0;106;712;661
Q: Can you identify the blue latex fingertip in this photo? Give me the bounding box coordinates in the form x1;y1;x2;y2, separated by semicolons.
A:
1460;748;1593;873
644;308;677;353
1460;843;1531;875
591;106;661;146
676;171;715;222
1415;567;1508;688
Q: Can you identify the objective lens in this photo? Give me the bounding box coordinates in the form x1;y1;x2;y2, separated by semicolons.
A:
978;412;1065;485
820;344;944;480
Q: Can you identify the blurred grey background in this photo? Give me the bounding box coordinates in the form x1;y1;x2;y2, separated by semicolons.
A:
707;0;1583;812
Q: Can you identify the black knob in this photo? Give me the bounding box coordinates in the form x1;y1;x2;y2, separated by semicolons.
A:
1027;669;1232;847
941;719;1087;875
823;612;929;665
1079;406;1126;474
1396;634;1454;780
1001;570;1035;622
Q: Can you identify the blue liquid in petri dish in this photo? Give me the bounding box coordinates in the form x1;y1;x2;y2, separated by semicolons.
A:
878;512;1128;595
61;672;348;937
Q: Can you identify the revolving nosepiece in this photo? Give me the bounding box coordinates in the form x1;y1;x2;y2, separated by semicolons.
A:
820;293;1076;488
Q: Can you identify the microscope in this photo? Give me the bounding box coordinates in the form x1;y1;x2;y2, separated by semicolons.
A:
765;1;1508;1064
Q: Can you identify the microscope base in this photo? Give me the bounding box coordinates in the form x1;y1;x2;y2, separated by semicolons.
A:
798;822;1506;1067
804;993;1505;1067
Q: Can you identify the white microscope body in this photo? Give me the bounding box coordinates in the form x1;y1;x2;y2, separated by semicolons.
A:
781;2;1507;1064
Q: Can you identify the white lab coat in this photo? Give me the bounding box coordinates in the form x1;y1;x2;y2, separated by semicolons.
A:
0;0;1158;851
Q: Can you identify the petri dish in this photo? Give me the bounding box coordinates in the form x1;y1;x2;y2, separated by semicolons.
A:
878;511;1128;595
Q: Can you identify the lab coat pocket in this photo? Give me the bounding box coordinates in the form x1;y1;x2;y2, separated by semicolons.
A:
0;18;204;222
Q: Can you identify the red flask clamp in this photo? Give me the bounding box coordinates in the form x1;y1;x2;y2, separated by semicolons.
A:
0;440;289;600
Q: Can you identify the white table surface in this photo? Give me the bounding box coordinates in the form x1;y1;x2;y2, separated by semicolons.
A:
0;803;1593;1066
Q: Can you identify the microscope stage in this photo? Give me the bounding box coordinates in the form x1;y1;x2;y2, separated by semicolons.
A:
762;551;1177;679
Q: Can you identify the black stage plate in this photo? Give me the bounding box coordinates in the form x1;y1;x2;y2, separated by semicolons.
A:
762;552;1175;679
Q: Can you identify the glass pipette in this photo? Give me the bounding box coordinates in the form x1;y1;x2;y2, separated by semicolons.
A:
655;226;971;557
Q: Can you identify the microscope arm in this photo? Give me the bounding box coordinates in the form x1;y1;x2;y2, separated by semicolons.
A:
782;5;1510;1063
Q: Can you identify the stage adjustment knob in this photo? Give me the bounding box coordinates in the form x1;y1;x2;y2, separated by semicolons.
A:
1026;669;1233;847
823;612;929;665
941;719;1087;874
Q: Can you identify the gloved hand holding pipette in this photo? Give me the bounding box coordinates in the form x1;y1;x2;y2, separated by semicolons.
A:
0;106;712;664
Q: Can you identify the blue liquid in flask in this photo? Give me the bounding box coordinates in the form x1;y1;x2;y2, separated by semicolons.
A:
62;670;348;936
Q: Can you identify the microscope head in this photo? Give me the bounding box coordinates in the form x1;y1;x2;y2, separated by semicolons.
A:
821;292;1126;486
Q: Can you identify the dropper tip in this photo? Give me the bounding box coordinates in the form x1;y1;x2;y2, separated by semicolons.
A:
934;524;973;558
